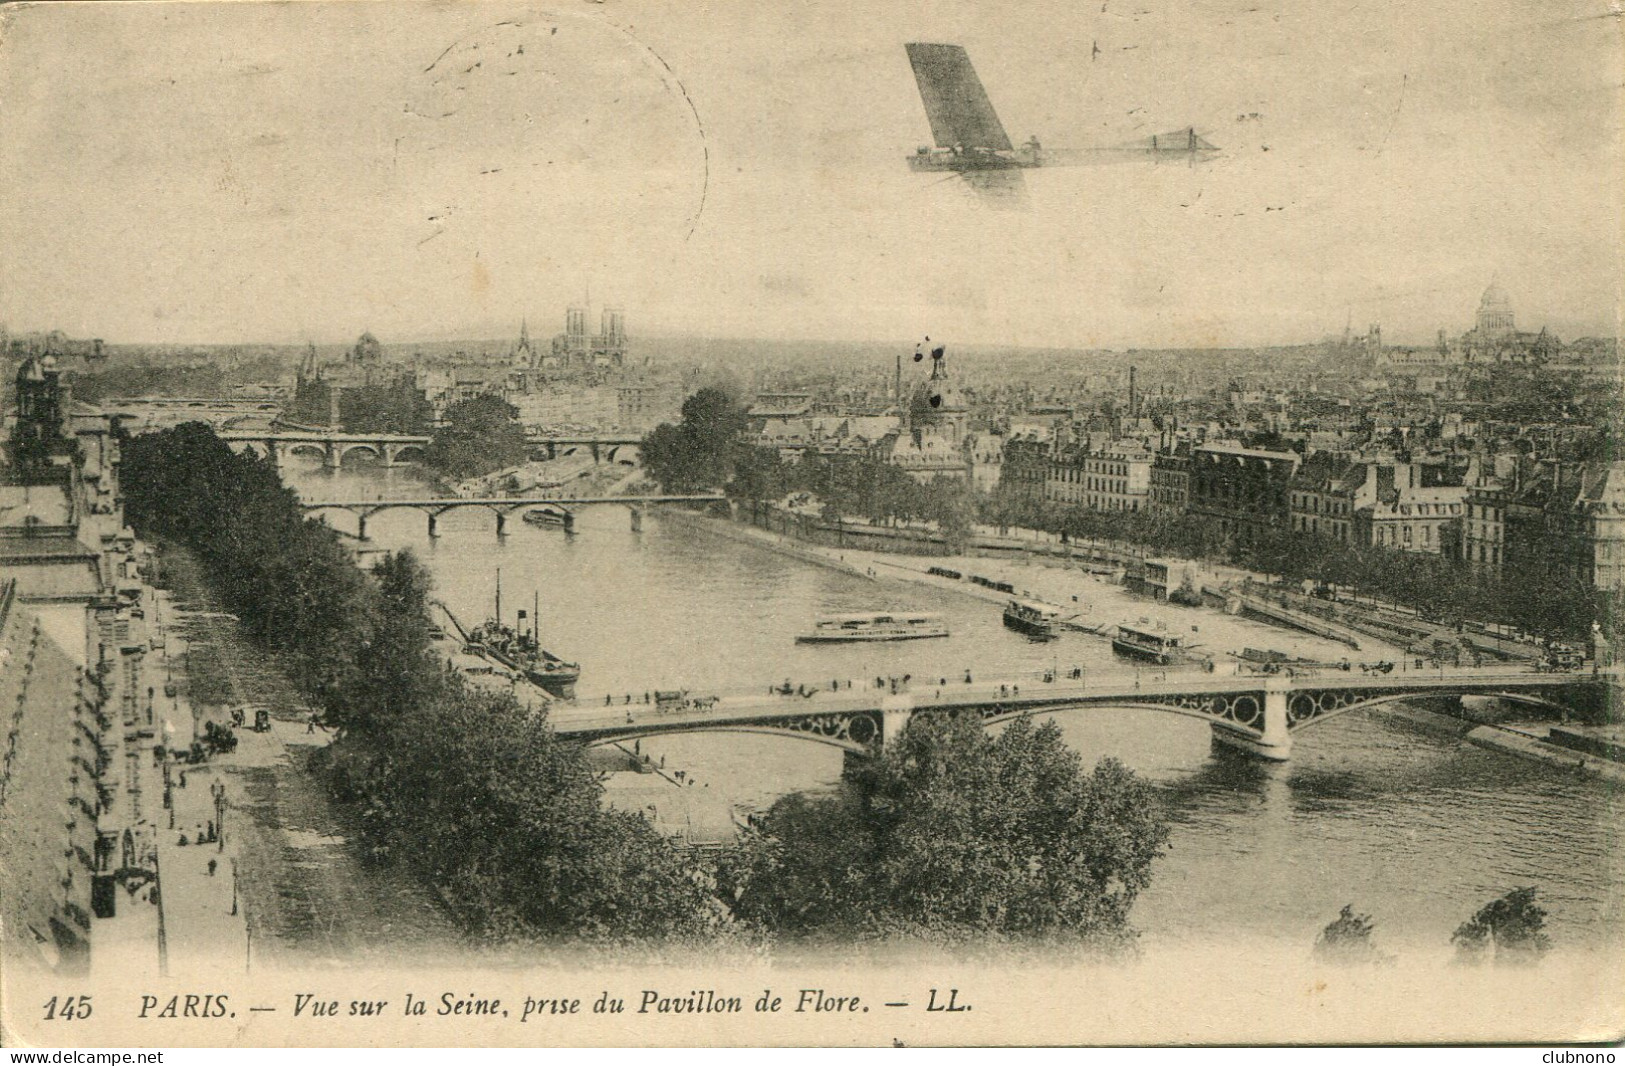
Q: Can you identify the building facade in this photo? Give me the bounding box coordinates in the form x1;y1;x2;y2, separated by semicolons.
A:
1187;442;1301;545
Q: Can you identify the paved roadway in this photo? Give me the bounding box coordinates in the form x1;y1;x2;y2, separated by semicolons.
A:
551;661;1615;738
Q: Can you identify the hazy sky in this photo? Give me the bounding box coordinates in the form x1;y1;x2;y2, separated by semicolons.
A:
1;0;1620;349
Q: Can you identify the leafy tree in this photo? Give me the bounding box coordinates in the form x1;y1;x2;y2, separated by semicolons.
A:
1452;886;1551;965
339;379;433;435
1313;905;1391;965
722;713;1170;946
424;394;528;480
345;679;729;942
641;387;750;492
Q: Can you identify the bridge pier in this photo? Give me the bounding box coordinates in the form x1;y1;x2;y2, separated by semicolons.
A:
881;695;913;749
495;510;509;537
427;512;439;538
356;512;369;540
322;442;341;470
629;506;643;533
1209;684;1292;761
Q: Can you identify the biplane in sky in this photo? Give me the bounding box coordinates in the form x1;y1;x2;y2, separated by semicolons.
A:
905;42;1218;206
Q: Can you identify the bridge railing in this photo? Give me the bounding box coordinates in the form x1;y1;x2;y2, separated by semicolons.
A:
549;661;1606;733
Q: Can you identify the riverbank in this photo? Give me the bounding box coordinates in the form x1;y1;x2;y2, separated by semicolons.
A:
656;505;879;582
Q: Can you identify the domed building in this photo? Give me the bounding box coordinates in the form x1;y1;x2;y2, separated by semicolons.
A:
1454;279;1560;364
1475;279;1516;337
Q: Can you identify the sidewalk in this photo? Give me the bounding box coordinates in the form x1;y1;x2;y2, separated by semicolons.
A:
155;763;247;974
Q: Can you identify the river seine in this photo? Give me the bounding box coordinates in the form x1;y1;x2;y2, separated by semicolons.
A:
285;459;1623;954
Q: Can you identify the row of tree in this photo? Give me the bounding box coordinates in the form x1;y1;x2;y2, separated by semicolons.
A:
979;488;1601;641
121;424;722;941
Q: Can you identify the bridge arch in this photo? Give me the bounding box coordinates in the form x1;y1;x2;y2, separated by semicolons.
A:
1285;689;1573;733
337;442;383;465
284;442;329;462
387;443;427;464
979;695;1266;734
235;440;273;462
607;443;641;466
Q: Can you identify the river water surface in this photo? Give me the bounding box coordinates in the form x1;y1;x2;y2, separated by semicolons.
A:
287;459;1625;954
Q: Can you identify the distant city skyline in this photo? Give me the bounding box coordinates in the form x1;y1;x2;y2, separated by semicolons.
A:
1;1;1619;350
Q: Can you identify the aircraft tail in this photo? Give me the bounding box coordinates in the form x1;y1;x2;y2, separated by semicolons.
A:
905;42;1013;151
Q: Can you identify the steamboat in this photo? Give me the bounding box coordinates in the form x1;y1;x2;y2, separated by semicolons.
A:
797;612;950;643
459;570;580;698
1002;599;1060;639
1111;619;1207;666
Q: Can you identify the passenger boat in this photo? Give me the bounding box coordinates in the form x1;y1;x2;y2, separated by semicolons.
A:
1111;620;1204;665
796;612;950;643
522;507;574;531
1002;599;1060;638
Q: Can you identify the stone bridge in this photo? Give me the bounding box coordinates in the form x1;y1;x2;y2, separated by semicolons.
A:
552;664;1619;762
301;494;725;538
219;431;432;470
523;434;642;465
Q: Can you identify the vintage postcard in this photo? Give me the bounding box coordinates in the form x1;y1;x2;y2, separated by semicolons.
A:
1;0;1621;1049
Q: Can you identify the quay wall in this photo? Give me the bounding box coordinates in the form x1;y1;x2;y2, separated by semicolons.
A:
1465;725;1625;784
0;587;100;974
657;506;876;581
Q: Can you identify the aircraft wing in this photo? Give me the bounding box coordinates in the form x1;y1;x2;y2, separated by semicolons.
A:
959;169;1028;210
1028;129;1220;167
906;42;1013;151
